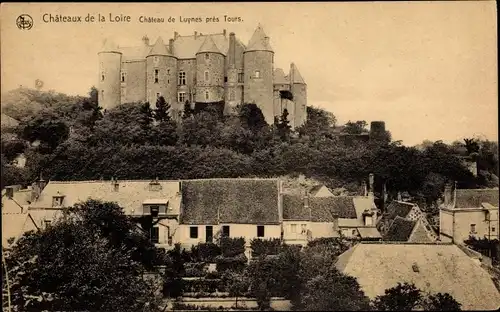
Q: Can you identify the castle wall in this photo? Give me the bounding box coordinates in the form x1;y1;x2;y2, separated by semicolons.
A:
122;60;146;104
243;51;274;125
178;59;197;110
291;83;307;128
146;55;178;108
195;52;225;103
98;52;122;111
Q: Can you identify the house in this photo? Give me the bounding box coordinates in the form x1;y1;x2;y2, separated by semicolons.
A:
179;178;281;253
335;242;500;311
28;178;182;248
282;194;381;245
2;185;38;247
440;184;499;243
377;200;439;243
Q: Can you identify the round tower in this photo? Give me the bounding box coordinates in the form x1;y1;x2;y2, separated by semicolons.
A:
98;38;122;111
195;35;225;104
289;63;307;129
146;37;178;108
243;25;274;125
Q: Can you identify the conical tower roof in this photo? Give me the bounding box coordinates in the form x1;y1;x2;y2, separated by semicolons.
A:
100;38;121;53
273;68;288;85
290;63;306;84
197;35;222;54
245;24;273;53
148;37;171;56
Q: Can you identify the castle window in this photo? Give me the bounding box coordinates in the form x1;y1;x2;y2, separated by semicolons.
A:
154;69;159;83
230;90;235;101
178;92;186;103
156;92;161;99
178;72;186;85
204;71;209;82
205;53;209;60
254;70;260;78
154;56;159;65
101;90;104;100
224;76;228;83
205;91;209;101
167;69;170;75
238;73;244;83
101;72;105;81
121;72;126;83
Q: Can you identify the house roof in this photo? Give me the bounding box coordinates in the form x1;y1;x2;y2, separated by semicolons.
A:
29;180;181;215
384;216;416;241
385;200;415;220
197;35;222;54
245;24;273;53
148;37;171;56
310;196;358;220
357;227;382;239
455;188;499;208
2;187;32;214
180;179;280;225
335;242;500;311
1;114;20;128
100;38;120;53
2;213;37;247
172;33;229;59
282;194;308;220
273;68;288;85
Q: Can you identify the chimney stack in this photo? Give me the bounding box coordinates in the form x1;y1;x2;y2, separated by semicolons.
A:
368;173;375;197
194;31;198;39
169;39;174;55
142;35;150;46
332;212;339;232
174;31;179;39
228;32;236;67
223;29;227;37
362;181;367;196
444;183;452;207
5;186;14;199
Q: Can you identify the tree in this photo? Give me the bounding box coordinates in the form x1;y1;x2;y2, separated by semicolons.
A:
464;138;480;155
275;108;292;141
139;102;154;130
238;103;268;132
153;96;171;123
2;200;163;312
372;282;423;311
342;120;368;135
422;293;462;311
182;101;193;119
20;110;70;152
162;244;186;298
222;271;249;308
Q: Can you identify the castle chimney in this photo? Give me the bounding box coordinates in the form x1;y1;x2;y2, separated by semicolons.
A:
228;32;236;67
362;180;368;196
174;31;179;39
223;29;227;37
368;173;375;197
169;39;174;55
194;31;198;39
142;35;150;46
332;212;339;232
5;186;14;199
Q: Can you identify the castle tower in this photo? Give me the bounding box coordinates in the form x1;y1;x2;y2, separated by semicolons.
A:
289;63;307;128
273;68;291;121
98;38;122;111
195;35;225;104
146;37;178;108
243;25;275;124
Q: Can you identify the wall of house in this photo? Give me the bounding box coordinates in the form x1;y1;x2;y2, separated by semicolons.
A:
451;209;499;243
154;218;180;247
283;220;310;245
310;222;338;239
178;224;281;249
339;227;359;238
439;209;454;243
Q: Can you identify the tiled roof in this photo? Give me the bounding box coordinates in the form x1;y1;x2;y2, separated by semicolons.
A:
100;38;120;53
180;179;280;225
148;37;171;56
2;213;37;246
455;189;499;208
245;25;273;52
386;200;415;220
357;227;382;239
310;196;358;221
30;180;181;215
282;194;308;220
197;35;222;54
384;216;416;241
120;45;150;62
273;68;288;85
335;242;500;311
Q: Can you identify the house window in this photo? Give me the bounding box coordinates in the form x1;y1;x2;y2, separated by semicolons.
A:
150;226;159;244
257;225;265;238
150;205;159;217
121;72;126;83
301;224;307;234
190;226;198;239
204;71;209;82
52;196;64;207
178;72;186;85
44;220;51;228
238;73;244;83
352;229;357;236
222;225;230;237
205;91;209;101
154;69;159;83
113;183;119;192
254;70;260;78
205;53;209;60
291;224;297;233
470;224;476;234
178;92;186;103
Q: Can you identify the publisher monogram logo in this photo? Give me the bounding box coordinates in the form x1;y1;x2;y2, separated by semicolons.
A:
16;14;33;30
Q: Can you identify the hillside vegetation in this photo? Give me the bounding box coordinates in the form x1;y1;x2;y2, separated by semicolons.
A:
1;87;498;208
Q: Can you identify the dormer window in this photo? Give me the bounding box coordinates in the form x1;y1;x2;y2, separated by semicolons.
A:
52;196;64;207
113;182;119;192
150;205;159;217
149;181;162;191
44;220;52;228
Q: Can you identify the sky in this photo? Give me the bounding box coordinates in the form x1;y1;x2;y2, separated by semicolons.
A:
1;2;497;146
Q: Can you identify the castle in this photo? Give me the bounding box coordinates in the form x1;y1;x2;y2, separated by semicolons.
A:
98;25;308;128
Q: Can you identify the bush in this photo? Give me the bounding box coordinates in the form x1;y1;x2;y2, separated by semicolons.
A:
250;238;282;257
215;253;248;273
219;237;246;257
182;278;225;294
184;262;207;277
191;242;222;262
